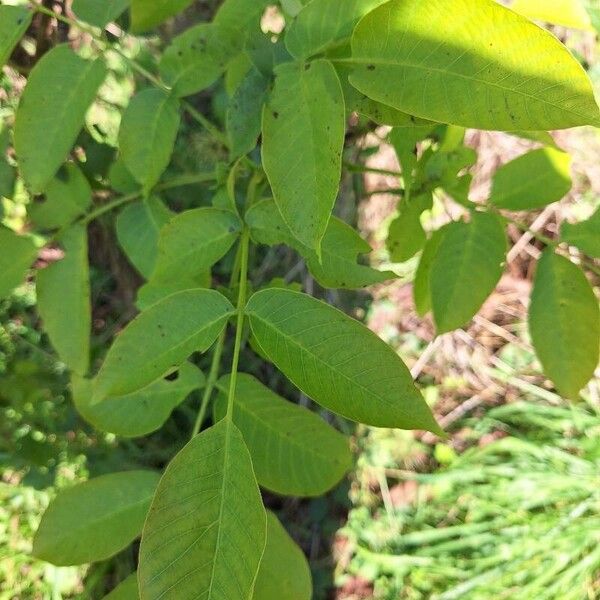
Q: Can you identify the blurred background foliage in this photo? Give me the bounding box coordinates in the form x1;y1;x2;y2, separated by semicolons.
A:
1;0;600;598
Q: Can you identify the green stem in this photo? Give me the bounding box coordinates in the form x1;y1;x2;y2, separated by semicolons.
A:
191;328;226;438
226;228;250;421
344;161;403;178
78;171;216;228
81;190;141;225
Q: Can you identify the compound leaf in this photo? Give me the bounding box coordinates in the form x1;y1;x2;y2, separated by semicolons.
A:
246;288;442;433
116;197;173;279
0;5;32;69
214;373;351;496
262;60;345;251
37;225;91;376
73;362;205;438
14;45;107;193
0;226;37;300
94;289;234;399
253;511;312;600
529;250;600;399
29;163;92;230
350;0;600;131
119;89;180;194
152;208;241;284
560;206;600;258
246;198;394;288
33;471;160;566
490;148;572;210
138;419;266;600
430;212;506;333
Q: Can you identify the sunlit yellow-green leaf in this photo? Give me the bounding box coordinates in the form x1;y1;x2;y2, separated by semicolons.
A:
511;0;593;30
489;148;572;210
350;0;600;130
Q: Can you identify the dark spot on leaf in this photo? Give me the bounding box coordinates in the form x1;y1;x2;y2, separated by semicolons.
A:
165;371;179;381
367;65;376;71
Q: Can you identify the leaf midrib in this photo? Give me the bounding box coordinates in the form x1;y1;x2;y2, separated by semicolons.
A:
349;57;596;123
247;311;400;409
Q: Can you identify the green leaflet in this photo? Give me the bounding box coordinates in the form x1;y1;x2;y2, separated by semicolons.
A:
430;212;507;333
118;89;180;194
490;148;572;210
285;0;387;60
212;0;272;60
138;419;266;600
246;288;442;433
33;471;160;566
253;511;312;600
389;124;434;193
246;198;395;289
29;163;92;230
73;362;205;438
512;0;593;30
0;226;37;300
159;24;226;98
37;225;91;376
227;66;269;159
387;193;433;263
262;60;345;251
94;289;234;399
72;0;129;28
244;29;291;79
529;250;600;399
14;45;107;194
130;0;195;32
151;207;242;284
413;227;447;317
102;573;139;600
0;126;15;200
116;197;173;279
214;373;351;496
336;63;433;127
0;5;32;69
560;206;600;258
349;0;600;131
109;157;140;194
135;274;212;310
